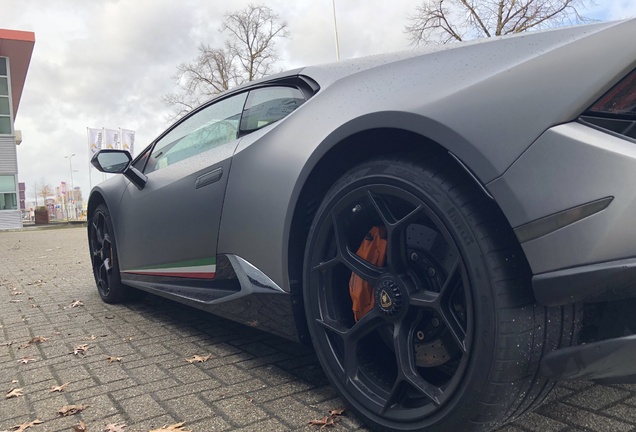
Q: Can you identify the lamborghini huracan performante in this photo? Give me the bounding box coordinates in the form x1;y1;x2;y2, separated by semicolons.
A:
89;20;636;431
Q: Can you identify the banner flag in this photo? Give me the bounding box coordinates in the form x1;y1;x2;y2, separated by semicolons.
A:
87;127;103;156
121;128;135;155
104;128;119;149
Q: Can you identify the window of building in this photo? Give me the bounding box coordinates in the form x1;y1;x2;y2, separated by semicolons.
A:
0;175;17;210
0;57;11;135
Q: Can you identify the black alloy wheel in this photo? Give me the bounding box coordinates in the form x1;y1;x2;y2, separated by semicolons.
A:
303;157;579;431
88;204;128;303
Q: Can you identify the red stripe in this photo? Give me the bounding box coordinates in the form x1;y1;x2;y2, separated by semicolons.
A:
125;271;216;279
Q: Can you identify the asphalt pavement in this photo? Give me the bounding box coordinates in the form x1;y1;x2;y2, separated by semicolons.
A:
1;227;635;431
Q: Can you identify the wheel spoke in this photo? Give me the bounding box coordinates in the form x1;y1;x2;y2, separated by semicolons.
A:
317;309;385;383
95;213;105;245
438;259;467;352
102;235;112;261
382;320;443;413
439;300;467;353
331;212;385;284
312;257;339;273
317;308;384;345
409;259;468;352
409;290;439;308
367;191;423;273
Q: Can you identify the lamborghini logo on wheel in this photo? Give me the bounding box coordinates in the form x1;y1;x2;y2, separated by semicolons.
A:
380;290;392;308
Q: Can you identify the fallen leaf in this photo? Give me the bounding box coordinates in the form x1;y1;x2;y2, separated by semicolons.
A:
69;300;84;308
104;423;126;432
49;382;70;393
106;356;122;363
58;404;89;416
72;420;88;432
19;336;48;348
149;422;191;432
72;344;90;355
309;416;335;429
5;388;23;399
11;419;43;432
184;354;213;363
329;408;346;416
18;356;35;364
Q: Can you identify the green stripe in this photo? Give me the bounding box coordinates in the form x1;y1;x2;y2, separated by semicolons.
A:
131;257;216;271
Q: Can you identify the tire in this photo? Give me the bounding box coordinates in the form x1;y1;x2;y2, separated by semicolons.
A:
303;156;579;431
88;204;135;303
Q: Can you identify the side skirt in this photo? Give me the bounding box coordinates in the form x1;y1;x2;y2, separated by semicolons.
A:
120;254;300;342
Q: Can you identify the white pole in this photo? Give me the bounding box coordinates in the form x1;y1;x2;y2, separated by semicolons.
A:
102;127;107;182
87;127;92;191
65;154;75;220
332;0;341;61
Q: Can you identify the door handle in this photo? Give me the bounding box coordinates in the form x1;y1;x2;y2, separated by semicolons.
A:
195;167;223;189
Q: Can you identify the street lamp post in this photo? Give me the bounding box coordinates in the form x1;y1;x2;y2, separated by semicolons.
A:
332;0;341;61
65;154;75;220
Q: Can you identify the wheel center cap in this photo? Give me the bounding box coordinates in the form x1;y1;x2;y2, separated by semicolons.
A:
375;278;404;317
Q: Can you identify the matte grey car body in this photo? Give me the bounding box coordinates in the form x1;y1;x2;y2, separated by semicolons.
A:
89;20;636;431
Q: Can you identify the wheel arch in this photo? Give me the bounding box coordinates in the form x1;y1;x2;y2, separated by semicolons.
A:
87;191;106;220
286;122;495;345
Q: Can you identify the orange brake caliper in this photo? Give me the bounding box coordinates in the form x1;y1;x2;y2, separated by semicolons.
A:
349;226;387;322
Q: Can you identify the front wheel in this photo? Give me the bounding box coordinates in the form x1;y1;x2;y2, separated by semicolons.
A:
303;157;578;431
88;204;136;303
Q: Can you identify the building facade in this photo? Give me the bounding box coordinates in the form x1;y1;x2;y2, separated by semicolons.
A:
0;29;35;229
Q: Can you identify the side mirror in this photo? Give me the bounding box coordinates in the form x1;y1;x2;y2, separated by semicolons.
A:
91;149;147;190
91;149;131;173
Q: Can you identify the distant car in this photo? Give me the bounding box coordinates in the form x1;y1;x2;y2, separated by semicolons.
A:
88;20;636;431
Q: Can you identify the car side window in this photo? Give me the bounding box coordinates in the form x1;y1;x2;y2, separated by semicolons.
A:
132;146;151;172
145;92;248;174
240;86;306;134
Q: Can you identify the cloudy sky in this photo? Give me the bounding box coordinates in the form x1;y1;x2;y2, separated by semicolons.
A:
1;0;635;203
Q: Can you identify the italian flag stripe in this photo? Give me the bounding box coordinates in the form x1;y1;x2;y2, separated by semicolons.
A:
124;258;216;279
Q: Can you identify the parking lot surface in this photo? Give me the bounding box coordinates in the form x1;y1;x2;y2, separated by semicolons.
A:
2;227;636;431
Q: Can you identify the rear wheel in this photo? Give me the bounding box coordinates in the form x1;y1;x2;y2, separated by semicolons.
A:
303;157;579;431
88;204;135;303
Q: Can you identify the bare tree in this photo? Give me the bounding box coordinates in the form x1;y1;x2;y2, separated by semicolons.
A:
37;182;52;207
222;5;288;81
163;4;288;120
162;46;239;120
405;0;593;45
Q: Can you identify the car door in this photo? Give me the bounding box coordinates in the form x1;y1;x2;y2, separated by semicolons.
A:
115;91;248;281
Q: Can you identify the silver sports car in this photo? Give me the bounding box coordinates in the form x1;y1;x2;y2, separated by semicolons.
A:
89;19;636;431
